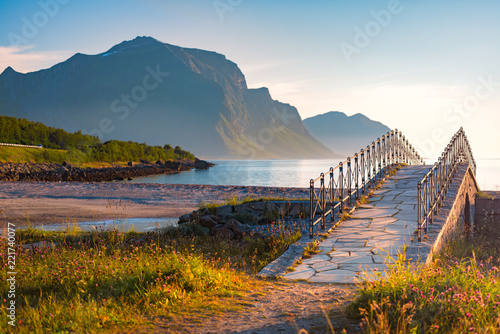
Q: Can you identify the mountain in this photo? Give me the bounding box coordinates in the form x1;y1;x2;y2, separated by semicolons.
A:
303;111;391;156
0;36;334;159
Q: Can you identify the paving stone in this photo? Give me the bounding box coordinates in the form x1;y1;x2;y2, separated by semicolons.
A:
369;246;405;256
371;200;403;207
371;189;390;195
340;263;388;273
370;216;398;224
396;204;416;210
330;255;375;265
382;190;406;197
283;264;315;280
371;254;400;264
301;254;330;265
350;208;399;219
333;241;368;249
308;269;359;283
311;260;338;272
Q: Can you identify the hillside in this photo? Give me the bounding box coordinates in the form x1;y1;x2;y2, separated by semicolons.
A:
303;111;391;156
0;115;195;163
0;36;335;159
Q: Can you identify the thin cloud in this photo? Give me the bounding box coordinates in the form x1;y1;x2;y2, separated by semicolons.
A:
0;45;74;74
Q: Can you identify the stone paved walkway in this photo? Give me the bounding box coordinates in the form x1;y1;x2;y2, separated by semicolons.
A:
281;165;431;283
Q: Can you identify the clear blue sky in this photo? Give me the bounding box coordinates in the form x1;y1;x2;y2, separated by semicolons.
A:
1;0;500;159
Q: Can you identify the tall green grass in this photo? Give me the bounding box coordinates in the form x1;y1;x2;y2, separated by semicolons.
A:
0;224;300;333
348;243;500;333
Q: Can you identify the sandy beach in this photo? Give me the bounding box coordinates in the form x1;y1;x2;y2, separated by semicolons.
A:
0;181;308;227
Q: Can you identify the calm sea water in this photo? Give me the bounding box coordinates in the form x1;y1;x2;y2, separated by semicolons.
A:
130;159;337;188
129;159;500;190
475;159;500;191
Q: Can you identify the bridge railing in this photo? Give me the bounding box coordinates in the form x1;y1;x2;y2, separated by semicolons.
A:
417;127;476;241
309;129;424;238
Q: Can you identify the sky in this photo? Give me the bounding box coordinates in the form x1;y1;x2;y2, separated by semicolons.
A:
1;0;500;162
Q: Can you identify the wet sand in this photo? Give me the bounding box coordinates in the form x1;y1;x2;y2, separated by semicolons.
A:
0;181;308;227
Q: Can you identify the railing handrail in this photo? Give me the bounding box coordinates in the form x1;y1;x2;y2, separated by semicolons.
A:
309;129;424;237
417;127;476;241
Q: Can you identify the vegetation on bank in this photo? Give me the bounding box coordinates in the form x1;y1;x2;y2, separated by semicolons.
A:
0;115;195;163
0;223;300;333
348;226;500;333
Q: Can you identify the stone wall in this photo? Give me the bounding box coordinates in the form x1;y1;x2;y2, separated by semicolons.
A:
424;165;480;265
475;193;500;239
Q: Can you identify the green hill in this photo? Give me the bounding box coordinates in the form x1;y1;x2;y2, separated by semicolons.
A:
0;115;195;163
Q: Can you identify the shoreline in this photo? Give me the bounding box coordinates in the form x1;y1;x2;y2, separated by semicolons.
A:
0;160;206;182
0;181;308;227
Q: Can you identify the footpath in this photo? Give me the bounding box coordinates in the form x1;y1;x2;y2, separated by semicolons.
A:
260;165;431;283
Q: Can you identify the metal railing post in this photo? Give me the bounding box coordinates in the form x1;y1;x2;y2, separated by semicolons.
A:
320;173;325;230
339;162;344;212
309;179;314;238
330;167;334;224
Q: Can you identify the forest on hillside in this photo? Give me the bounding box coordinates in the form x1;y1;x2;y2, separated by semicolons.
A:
0;115;195;162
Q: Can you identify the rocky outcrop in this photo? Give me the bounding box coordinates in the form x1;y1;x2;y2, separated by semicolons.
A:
0;160;211;182
194;158;213;169
177;200;310;240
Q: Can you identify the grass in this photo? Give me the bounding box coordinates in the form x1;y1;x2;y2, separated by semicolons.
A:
302;239;322;259
198;195;307;212
0;146;158;168
0;146;67;164
0;222;301;333
347;218;500;333
477;191;495;199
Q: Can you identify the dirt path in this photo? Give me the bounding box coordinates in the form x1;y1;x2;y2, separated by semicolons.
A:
129;281;361;334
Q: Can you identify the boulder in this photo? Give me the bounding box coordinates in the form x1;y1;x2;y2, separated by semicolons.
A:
224;219;246;239
164;161;181;170
62;161;72;170
212;226;235;239
156;160;164;165
215;205;233;216
199;215;217;228
128;161;134;167
194;158;210;169
139;159;152;165
58;166;70;181
178;213;192;224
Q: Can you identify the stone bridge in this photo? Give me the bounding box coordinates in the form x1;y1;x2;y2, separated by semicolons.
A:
259;128;481;283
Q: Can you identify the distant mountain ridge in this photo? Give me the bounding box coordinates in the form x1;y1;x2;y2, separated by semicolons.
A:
303;111;391;156
0;36;334;159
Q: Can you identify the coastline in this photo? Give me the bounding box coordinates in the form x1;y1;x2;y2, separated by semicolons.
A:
0;181;308;227
0;160;203;182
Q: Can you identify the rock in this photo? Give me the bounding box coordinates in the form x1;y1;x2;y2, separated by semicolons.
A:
139;159;152;165
225;219;246;239
58;166;70;181
288;202;307;218
164;161;181;170
194;158;210;169
199;215;217;228
215;205;233;216
127;177;133;181
178;213;192;224
62;161;72;170
156;160;164;165
212;226;235;239
128;161;134;167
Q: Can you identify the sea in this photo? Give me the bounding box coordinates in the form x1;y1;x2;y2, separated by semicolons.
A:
128;159;500;191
